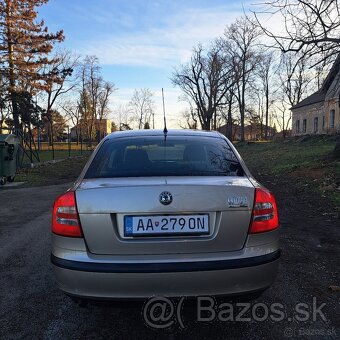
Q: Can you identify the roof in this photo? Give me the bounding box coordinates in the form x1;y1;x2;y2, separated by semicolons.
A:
290;91;325;110
291;54;340;110
104;129;222;140
321;54;340;92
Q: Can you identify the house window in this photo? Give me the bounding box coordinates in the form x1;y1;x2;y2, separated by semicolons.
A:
322;116;325;130
330;109;335;128
296;120;300;133
303;119;307;133
314;117;318;133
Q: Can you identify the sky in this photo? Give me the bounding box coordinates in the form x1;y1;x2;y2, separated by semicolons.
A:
38;0;264;128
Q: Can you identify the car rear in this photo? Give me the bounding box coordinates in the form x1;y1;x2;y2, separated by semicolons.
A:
51;130;280;299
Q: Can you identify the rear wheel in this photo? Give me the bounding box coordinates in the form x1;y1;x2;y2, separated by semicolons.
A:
7;176;15;183
0;177;6;185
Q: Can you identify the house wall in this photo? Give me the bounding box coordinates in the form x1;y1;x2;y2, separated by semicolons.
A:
292;99;340;136
95;119;112;135
70;119;113;139
292;102;325;136
324;99;340;134
292;58;340;136
324;73;340;133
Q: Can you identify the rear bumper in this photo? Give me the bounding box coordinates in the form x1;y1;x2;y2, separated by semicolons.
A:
51;251;280;299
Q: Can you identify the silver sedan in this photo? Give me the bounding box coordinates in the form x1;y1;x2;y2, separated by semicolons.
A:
51;129;280;300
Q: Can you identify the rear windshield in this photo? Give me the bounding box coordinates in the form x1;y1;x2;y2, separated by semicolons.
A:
84;136;243;178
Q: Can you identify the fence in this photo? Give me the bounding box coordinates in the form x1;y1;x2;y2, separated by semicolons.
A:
21;142;95;167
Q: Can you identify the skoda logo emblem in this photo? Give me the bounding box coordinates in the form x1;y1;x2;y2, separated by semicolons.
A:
159;191;173;205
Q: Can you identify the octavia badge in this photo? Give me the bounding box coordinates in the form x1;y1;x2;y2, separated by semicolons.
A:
228;196;248;208
159;191;173;205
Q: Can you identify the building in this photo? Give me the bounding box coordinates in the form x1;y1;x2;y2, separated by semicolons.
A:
291;56;340;136
243;123;276;141
0;123;10;134
70;118;113;141
218;123;276;141
217;123;240;141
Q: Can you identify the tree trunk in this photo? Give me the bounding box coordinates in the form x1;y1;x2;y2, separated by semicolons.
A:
202;118;211;130
6;2;20;129
240;59;246;142
240;106;245;141
265;82;269;140
49;120;55;161
282;113;285;139
227;97;233;140
213;108;217;130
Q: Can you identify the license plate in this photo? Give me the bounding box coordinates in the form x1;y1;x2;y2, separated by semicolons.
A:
124;214;209;236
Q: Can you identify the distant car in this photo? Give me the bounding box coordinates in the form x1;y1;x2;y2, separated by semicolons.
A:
51;129;280;300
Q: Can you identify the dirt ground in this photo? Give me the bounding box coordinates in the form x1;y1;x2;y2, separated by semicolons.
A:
1;141;339;339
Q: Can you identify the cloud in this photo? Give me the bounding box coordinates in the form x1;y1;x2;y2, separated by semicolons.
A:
79;4;251;67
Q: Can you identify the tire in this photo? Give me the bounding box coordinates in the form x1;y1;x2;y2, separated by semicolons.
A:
7;176;15;183
0;177;7;185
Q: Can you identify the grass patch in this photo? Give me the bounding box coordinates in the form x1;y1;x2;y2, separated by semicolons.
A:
10;135;340;203
21;149;93;165
38;142;97;151
15;156;90;187
236;136;340;205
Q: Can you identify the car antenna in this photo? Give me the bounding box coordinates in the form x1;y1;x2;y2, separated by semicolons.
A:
162;88;168;140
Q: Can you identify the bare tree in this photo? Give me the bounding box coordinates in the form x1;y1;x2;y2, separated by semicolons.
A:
279;52;313;107
273;101;292;138
98;82;115;120
254;0;340;66
114;103;132;130
172;42;236;130
180;107;198;130
82;56;100;143
78;56;115;142
129;88;155;129
219;84;238;140
41;50;79;159
223;16;262;141
41;109;66;142
97;81;115;139
274;51;314;138
256;51;278;139
61;100;82;143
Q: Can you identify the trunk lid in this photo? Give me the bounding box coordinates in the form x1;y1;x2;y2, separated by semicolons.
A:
76;177;255;255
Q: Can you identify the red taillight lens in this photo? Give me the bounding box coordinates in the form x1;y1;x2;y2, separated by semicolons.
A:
249;188;279;233
52;191;83;237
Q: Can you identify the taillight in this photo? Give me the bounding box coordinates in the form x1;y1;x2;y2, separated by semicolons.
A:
249;188;279;233
52;191;83;237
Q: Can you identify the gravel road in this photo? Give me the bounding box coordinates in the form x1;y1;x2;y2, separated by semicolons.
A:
0;180;339;340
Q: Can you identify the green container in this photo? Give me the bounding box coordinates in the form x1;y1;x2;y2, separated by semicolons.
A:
0;134;20;185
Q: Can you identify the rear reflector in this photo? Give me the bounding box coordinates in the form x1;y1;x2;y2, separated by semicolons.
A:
249;188;279;233
52;191;83;237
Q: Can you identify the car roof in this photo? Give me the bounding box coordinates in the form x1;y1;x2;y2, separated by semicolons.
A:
104;129;223;141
